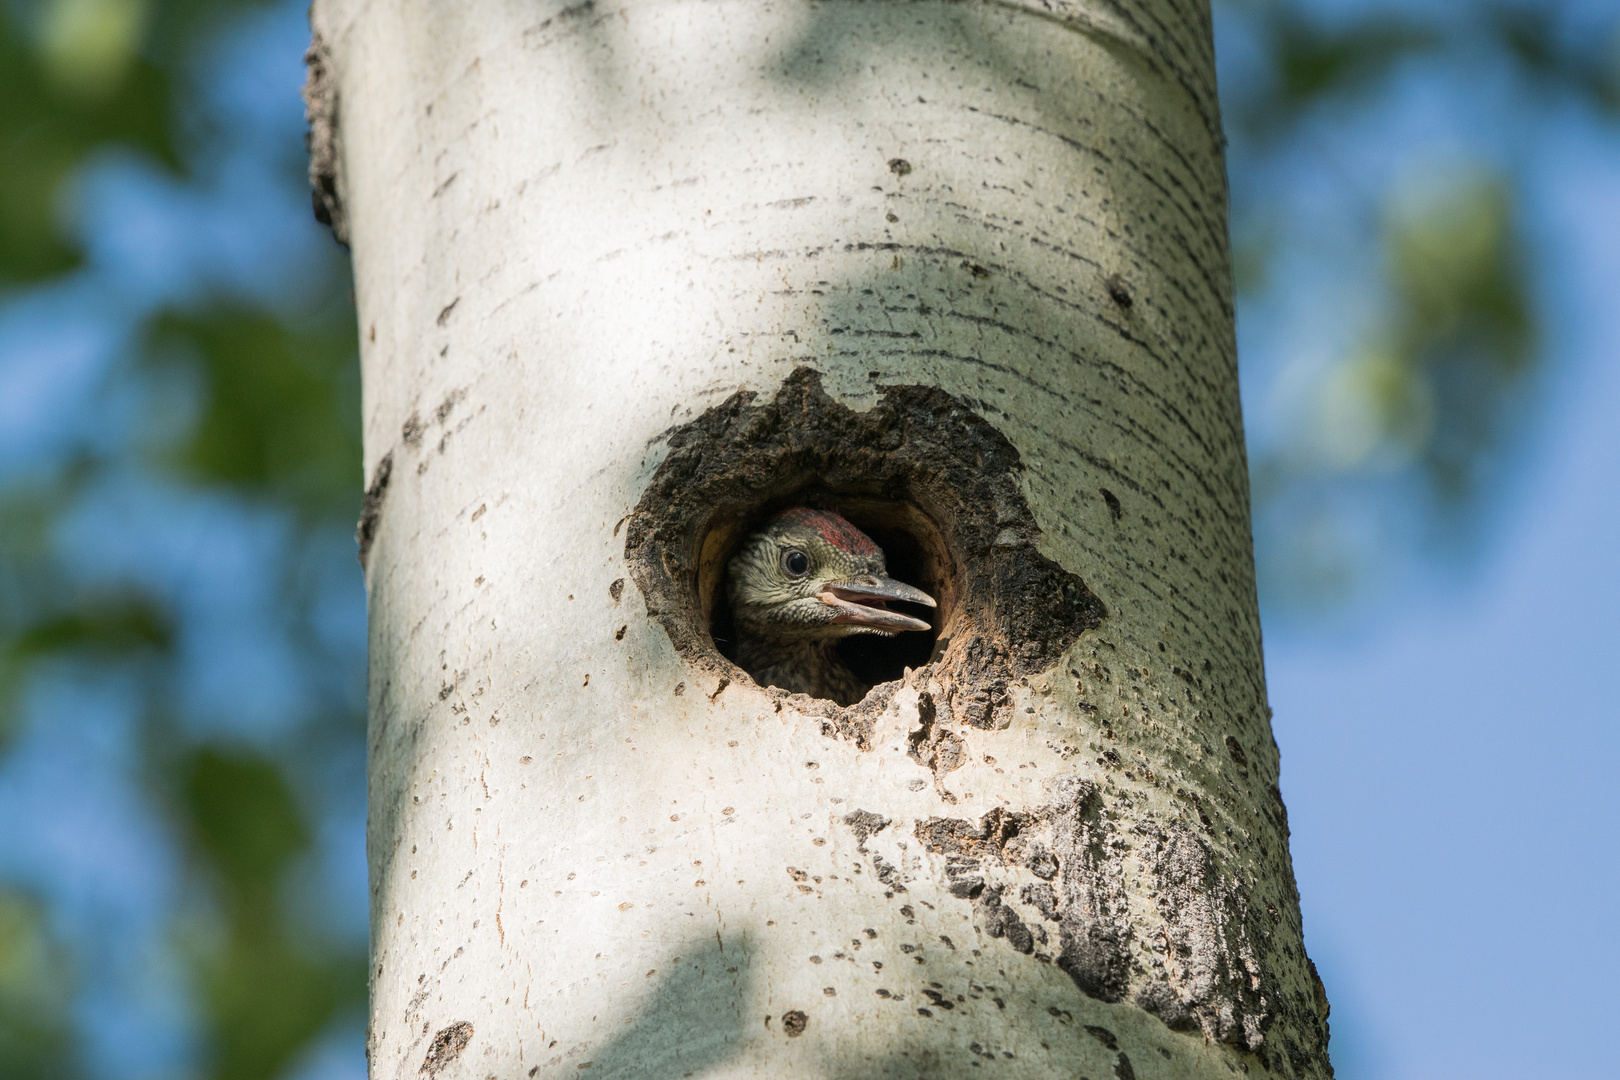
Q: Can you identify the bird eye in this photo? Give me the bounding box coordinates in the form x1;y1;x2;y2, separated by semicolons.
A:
781;549;810;577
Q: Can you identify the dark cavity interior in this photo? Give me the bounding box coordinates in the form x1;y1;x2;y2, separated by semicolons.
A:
703;495;958;701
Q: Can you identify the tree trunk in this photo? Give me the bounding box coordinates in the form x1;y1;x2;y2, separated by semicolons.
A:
307;1;1331;1077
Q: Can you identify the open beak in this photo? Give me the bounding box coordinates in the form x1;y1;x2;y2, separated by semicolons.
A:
817;575;936;633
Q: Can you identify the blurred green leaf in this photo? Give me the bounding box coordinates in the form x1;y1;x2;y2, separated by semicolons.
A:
0;889;82;1080
0;0;293;284
181;748;309;895
1223;5;1439;140
1301;170;1534;490
1259;166;1539;603
2;0;366;1075
0;8;177;282
1384;171;1534;500
0;471;174;740
143;306;361;518
0;593;172;741
1270;12;1437;109
178;748;364;1080
1489;3;1620;115
199;925;358;1080
10;595;172;658
36;0;151;98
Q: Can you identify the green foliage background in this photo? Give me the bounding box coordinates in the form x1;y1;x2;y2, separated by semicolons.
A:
1;1;366;1076
0;0;1613;1077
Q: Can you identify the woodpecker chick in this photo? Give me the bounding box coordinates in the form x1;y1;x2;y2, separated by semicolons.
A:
727;508;936;705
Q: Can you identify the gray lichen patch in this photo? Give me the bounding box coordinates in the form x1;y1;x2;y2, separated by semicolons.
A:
624;367;1104;732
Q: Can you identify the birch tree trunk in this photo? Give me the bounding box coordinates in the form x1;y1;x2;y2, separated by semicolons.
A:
305;1;1332;1077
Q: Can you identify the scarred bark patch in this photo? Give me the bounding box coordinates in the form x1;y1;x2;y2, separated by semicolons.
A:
419;1021;472;1077
913;779;1277;1053
302;31;348;246
356;451;392;569
625;367;1104;739
1131;819;1271;1049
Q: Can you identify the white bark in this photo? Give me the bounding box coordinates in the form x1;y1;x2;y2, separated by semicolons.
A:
309;1;1330;1078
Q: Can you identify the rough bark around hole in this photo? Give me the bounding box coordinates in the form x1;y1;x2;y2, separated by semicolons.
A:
624;368;1105;743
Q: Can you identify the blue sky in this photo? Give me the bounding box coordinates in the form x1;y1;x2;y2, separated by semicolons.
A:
1266;148;1620;1078
1227;9;1620;1074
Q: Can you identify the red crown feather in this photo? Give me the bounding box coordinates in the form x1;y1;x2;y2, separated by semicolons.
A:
769;508;880;558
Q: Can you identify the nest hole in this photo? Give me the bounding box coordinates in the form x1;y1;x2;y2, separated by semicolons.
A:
700;494;961;701
624;369;1105;731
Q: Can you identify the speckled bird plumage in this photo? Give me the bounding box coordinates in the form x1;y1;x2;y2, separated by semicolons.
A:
727;508;935;705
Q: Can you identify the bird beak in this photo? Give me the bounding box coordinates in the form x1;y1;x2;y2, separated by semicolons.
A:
817;576;936;632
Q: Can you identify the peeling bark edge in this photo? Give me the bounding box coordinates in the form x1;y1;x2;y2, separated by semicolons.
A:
357;451;392;568
302;30;349;247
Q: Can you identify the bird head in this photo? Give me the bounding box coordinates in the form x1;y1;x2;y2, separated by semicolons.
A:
726;508;936;641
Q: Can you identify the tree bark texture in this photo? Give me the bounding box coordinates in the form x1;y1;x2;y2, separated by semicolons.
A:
310;1;1331;1077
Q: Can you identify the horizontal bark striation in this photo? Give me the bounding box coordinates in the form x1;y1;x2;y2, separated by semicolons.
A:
995;0;1224;147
